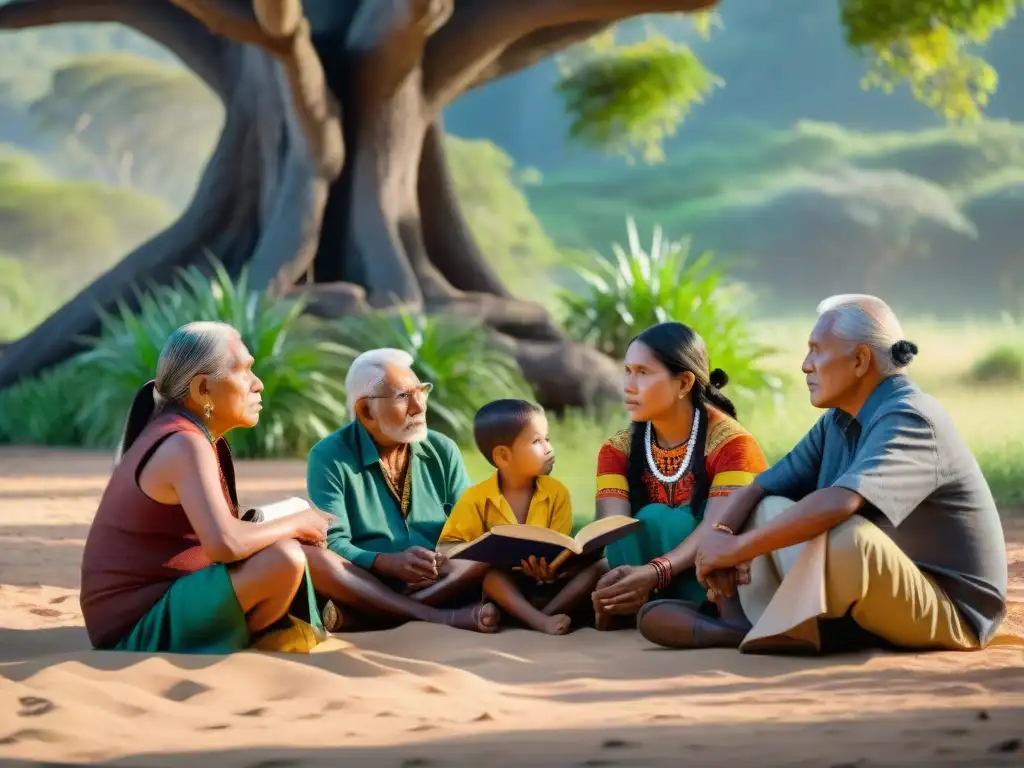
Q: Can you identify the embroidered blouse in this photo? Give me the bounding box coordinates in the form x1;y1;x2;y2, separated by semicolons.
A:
595;407;769;508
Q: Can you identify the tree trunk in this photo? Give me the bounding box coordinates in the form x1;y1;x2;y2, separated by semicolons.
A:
0;0;724;409
0;43;326;387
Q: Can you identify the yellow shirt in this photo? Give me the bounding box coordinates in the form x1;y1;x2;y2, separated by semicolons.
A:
437;473;573;551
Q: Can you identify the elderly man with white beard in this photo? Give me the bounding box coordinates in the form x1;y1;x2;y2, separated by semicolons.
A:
304;349;499;633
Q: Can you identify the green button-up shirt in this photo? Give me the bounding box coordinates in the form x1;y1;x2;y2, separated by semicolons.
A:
306;421;471;569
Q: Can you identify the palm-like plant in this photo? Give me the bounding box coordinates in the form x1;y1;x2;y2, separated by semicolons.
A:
559;217;784;403
73;258;352;457
0;361;95;445
335;310;530;440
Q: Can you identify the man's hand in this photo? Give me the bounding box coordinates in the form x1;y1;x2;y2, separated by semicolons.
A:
591;565;658;615
694;531;745;585
375;546;440;583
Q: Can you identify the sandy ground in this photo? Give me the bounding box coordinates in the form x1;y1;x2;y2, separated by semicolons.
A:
1;447;1023;767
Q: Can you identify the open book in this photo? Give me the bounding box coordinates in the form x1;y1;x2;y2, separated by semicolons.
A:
240;496;311;524
446;515;640;567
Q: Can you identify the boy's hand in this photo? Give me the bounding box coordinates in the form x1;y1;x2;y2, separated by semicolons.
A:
518;550;572;583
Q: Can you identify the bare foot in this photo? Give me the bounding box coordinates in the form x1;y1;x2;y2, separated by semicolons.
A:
443;602;500;633
540;613;571;636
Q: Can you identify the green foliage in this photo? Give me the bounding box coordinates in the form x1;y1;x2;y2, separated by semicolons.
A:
445;135;562;303
0;145;172;291
28;52;222;204
968;344;1024;383
0;361;96;445
0;255;56;340
526;119;1024;313
334;311;530;441
841;0;1020;121
0;260;352;457
556;32;720;163
71;260;352;457
557;217;784;404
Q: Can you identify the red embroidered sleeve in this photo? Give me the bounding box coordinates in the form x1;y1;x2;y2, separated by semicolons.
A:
595;439;630;503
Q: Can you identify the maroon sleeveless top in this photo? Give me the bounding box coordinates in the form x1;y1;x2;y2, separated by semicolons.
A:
79;412;239;649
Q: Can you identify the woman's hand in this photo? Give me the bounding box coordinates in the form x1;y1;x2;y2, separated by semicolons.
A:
292;509;333;548
694;531;745;585
591;565;658;615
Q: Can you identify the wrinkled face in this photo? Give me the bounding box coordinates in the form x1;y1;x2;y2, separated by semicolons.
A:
199;336;264;430
504;412;555;477
364;363;432;444
622;340;693;423
802;316;864;409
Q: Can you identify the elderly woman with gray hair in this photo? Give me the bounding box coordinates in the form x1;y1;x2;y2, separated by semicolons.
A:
80;321;332;653
638;295;1010;655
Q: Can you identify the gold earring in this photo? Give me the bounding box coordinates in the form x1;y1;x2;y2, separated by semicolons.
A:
203;403;213;420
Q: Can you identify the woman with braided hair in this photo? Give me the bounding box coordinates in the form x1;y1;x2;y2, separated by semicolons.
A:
590;322;769;633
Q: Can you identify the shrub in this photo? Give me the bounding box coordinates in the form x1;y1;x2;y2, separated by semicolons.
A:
967;345;1024;384
71;260;352;457
558;217;784;404
334;310;530;441
0;254;58;341
0;259;352;457
0;361;96;445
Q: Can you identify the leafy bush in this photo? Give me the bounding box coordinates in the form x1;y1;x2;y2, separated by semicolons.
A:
0;361;97;445
0;254;59;341
72;260;352;457
334;310;530;441
968;345;1024;384
556;33;720;163
0;260;352;457
558;217;784;404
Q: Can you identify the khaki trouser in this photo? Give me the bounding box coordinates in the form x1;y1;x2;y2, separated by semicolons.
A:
736;497;979;654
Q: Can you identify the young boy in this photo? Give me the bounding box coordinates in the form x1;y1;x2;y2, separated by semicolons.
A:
437;399;607;635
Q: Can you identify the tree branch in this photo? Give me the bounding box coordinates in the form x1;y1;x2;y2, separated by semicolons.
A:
169;0;279;51
424;0;720;108
171;0;343;180
468;20;613;90
0;0;231;95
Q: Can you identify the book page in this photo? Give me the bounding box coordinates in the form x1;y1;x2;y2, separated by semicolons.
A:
487;524;579;552
575;515;638;546
247;496;311;523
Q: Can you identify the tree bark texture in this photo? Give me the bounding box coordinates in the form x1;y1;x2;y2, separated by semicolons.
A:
0;0;717;409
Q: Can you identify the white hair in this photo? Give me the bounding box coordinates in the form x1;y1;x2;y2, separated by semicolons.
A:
816;294;907;376
345;347;415;419
155;321;238;403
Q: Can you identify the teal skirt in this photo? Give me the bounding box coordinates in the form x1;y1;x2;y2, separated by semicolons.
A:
604;503;706;604
115;561;325;654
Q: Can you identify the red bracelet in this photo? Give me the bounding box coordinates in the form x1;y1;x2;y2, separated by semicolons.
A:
650;557;673;591
649;560;665;590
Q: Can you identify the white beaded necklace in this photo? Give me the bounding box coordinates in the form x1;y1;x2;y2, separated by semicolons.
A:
645;408;700;484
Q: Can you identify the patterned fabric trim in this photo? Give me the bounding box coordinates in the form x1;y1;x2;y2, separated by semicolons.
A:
607;428;632;456
706;415;749;456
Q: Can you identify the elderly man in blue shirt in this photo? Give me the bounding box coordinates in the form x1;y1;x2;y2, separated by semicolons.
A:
636;294;1009;654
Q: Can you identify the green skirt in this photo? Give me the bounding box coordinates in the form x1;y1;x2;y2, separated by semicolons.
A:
604;503;706;604
114;561;325;654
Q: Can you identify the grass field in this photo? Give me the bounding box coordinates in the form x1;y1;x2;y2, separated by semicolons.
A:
461;317;1024;529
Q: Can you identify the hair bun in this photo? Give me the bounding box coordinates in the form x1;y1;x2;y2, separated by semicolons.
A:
890;340;919;367
709;368;729;389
